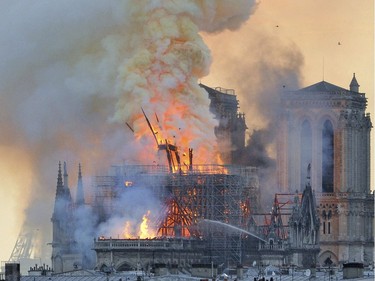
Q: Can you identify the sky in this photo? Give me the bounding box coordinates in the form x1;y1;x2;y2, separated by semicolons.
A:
201;0;374;189
202;0;374;130
0;0;373;266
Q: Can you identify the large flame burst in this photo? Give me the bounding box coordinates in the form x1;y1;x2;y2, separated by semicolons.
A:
139;210;156;239
123;210;157;239
113;0;256;238
113;2;220;165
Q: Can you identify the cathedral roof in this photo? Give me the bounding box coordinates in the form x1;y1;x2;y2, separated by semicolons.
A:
296;81;351;94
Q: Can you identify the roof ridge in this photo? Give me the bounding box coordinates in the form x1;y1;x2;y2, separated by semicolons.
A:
297;80;349;93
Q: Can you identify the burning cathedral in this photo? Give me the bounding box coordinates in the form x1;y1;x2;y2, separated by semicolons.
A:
51;75;373;275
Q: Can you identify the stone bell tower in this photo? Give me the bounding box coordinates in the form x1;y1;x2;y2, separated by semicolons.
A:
276;74;374;266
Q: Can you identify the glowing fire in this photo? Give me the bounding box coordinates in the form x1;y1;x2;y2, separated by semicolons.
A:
113;4;222;167
139;210;156;238
124;181;133;187
123;210;157;239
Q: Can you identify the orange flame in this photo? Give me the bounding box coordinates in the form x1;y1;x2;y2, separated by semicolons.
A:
139;210;156;239
123;221;133;238
123;210;157;239
115;13;220;166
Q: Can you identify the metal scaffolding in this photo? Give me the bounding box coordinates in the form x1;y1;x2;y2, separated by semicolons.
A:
9;226;37;262
91;164;259;267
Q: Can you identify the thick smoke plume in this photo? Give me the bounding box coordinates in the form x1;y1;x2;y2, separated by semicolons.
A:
203;29;304;209
0;1;257;263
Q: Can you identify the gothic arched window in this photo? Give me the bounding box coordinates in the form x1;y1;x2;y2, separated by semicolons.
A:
322;208;332;235
322;120;334;192
301;120;312;190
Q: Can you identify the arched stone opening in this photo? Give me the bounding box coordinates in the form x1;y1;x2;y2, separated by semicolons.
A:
322;120;334;192
300;119;312;190
318;251;338;267
116;262;136;272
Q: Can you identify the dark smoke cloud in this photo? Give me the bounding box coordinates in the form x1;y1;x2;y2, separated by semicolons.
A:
203;30;304;210
236;128;276;169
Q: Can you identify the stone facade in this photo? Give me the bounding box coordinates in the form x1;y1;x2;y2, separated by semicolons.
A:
256;179;320;268
276;75;374;266
200;84;247;164
51;162;87;273
93;237;206;273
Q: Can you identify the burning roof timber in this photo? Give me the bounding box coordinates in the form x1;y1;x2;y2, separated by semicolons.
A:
93;164;259;226
91;163;260;266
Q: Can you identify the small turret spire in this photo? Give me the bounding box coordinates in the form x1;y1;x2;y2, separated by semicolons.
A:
76;163;85;206
56;161;63;189
350;73;359;92
306;163;311;187
63;161;68;189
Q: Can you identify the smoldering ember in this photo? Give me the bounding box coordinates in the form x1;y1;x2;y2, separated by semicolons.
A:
1;1;374;281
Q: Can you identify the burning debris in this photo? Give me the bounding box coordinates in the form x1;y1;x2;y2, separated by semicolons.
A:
140;107;194;173
113;1;257;166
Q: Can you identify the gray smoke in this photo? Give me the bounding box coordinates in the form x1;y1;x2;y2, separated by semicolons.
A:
236;35;303;210
70;185;164;268
203;31;304;210
96;187;164;239
0;0;257;263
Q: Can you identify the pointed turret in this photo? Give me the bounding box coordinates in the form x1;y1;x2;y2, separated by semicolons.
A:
349;73;359;92
56;161;63;193
63;161;69;189
52;161;73;219
52;161;67;238
53;162;64;217
51;161;74;274
62;162;72;203
52;163;64;264
76;163;85;206
306;163;311;187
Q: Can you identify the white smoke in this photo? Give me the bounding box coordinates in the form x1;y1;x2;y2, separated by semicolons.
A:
96;187;163;238
0;0;257;264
